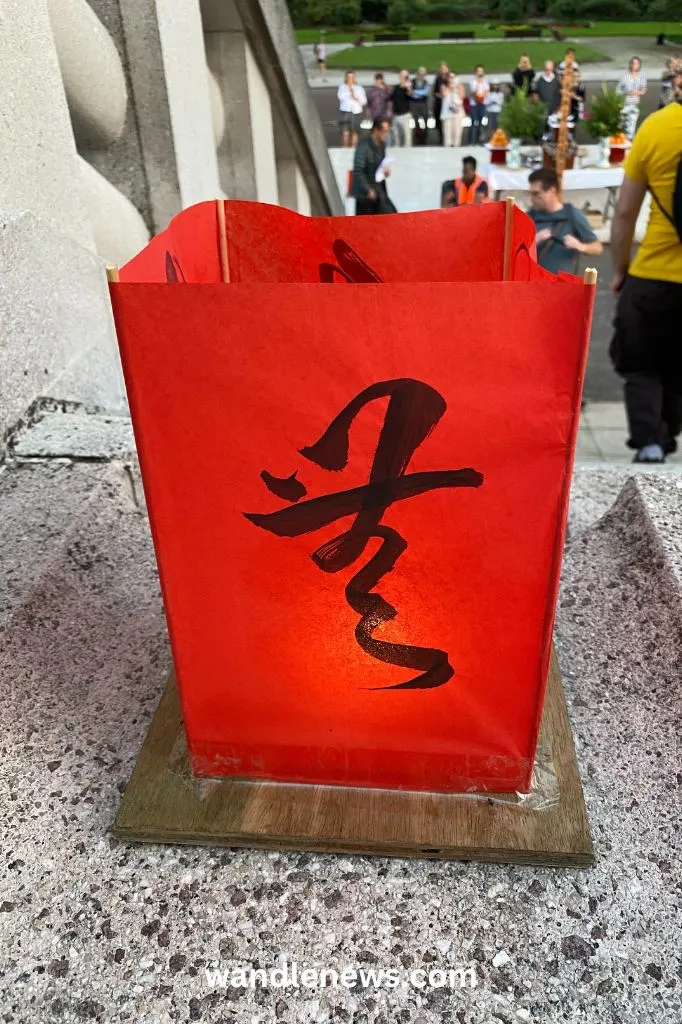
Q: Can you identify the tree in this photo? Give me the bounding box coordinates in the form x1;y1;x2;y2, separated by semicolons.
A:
583;0;639;16
546;0;584;19
335;0;362;23
361;0;389;19
387;0;414;25
498;0;525;21
648;0;681;15
303;0;336;24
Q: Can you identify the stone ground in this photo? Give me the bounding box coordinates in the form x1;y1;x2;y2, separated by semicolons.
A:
0;410;680;1024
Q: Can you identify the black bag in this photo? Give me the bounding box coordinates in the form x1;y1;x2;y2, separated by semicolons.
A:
650;154;682;244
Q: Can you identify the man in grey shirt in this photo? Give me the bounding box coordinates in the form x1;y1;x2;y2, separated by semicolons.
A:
527;168;603;274
534;61;561;114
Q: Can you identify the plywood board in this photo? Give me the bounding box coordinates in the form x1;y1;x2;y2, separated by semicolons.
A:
114;649;594;867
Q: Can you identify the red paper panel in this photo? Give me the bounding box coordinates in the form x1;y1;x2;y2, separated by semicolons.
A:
120;201;552;285
111;279;591;793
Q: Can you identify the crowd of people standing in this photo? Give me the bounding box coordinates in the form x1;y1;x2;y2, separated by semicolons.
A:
337;49;677;149
343;50;682;467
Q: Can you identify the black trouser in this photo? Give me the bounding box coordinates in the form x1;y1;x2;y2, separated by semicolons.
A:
411;101;429;145
610;275;682;451
355;198;378;216
433;100;443;144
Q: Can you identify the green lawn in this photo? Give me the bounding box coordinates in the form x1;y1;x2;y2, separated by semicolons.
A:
327;41;609;74
296;20;682;43
563;20;681;36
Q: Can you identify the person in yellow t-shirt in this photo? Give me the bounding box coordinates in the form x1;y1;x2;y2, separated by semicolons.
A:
610;63;682;463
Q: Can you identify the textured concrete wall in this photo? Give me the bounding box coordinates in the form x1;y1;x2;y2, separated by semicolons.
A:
0;0;92;248
0;0;124;446
204;27;258;201
0;213;126;442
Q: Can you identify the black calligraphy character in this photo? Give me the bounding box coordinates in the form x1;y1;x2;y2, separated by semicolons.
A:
245;379;483;690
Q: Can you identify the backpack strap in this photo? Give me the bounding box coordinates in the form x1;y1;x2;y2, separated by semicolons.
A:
649;185;676;228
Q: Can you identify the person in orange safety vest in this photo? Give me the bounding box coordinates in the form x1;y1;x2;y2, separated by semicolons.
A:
441;156;490;208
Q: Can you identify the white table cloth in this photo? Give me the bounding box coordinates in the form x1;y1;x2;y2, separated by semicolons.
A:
486;166;624;192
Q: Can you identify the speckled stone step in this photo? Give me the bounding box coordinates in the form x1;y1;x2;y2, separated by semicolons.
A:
0;461;114;631
568;466;682;548
10;410;135;462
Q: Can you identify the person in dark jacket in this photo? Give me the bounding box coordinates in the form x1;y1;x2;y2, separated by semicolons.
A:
352;118;396;215
512;54;535;95
535;60;561;114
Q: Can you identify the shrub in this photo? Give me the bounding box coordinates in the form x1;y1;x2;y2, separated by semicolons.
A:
499;87;547;140
586;84;625;139
387;0;413;24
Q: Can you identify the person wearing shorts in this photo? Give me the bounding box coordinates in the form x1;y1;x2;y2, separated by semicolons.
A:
314;39;327;79
338;71;367;148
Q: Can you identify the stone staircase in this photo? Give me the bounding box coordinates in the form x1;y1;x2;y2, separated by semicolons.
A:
1;408;681;1022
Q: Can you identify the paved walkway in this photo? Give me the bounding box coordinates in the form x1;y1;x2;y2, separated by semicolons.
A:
304;34;675;86
578;401;682;468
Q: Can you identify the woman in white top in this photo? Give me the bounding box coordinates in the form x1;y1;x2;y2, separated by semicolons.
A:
618;56;647;141
440;75;464;147
485;81;505;137
337;70;367;148
469;65;490;145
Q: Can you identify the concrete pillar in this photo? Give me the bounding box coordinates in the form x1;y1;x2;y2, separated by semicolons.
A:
155;0;222;207
245;42;278;205
207;68;225;148
91;0;222;232
204;28;257;201
203;0;278;205
276;157;298;213
295;165;312;216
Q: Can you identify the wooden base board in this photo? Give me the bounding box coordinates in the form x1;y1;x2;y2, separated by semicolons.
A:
114;649;594;867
